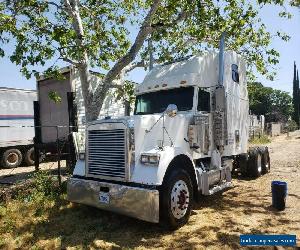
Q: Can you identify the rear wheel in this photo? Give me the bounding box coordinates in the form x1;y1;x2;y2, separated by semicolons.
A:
24;147;45;166
260;147;270;174
160;168;193;229
237;153;248;176
248;148;262;178
1;148;23;169
24;147;35;166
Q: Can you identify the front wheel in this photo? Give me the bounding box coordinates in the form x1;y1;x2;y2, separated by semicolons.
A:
160;168;193;229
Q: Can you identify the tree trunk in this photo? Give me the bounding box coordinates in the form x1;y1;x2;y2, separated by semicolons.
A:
65;0;162;122
77;64;96;122
64;0;102;123
77;63;110;122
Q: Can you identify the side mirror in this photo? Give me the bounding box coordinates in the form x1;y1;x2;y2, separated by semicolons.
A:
165;104;178;117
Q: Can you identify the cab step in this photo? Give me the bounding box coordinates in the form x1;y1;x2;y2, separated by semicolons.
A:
196;165;232;196
207;181;232;195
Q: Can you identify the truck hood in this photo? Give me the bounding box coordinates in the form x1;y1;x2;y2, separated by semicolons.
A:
134;114;193;157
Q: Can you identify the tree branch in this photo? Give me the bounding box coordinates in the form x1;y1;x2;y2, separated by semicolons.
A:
91;0;162;109
123;58;163;74
78;2;91;12
123;60;146;73
63;0;73;14
98;0;194;90
151;0;194;30
90;0;161;111
63;0;94;116
57;46;80;65
151;10;188;30
59;56;79;65
101;0;162;86
108;84;123;89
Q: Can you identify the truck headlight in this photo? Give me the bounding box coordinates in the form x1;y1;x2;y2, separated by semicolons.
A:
140;154;160;165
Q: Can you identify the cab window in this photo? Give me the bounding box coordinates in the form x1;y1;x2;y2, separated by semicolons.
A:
134;87;194;115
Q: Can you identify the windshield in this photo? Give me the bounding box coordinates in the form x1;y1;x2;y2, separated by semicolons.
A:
134;87;194;115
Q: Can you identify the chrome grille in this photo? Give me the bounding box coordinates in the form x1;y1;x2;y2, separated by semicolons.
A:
88;129;126;179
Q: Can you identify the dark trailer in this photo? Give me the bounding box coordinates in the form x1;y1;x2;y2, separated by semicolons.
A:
34;66;134;169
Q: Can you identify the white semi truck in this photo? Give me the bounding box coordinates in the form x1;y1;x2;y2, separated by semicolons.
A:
67;49;270;229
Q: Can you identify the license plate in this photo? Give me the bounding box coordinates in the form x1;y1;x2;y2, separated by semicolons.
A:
99;192;110;204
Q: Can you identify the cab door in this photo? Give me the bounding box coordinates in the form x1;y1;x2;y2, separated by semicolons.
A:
195;88;211;155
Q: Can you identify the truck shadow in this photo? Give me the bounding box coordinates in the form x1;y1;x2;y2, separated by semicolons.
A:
16;200;171;249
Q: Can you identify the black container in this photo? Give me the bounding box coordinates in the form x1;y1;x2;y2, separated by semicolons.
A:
271;181;287;211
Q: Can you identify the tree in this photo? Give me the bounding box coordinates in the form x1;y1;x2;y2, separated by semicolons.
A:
269;89;294;122
248;82;273;115
0;0;291;121
248;82;294;122
292;62;299;125
291;0;300;6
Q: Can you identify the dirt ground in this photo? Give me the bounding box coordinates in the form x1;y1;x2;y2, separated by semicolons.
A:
0;131;299;249
0;161;67;185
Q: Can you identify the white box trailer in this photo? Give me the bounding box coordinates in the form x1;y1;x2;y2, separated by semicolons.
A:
67;50;271;229
0;87;37;168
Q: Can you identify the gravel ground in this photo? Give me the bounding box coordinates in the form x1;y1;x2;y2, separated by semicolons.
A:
161;130;300;249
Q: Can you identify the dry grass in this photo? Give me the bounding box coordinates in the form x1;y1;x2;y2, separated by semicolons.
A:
0;132;300;249
249;134;271;145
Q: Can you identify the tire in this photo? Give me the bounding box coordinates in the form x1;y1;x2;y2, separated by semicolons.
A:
160;168;193;229
1;148;23;169
260;147;270;174
247;148;262;178
25;147;35;166
237;153;248;176
24;147;45;166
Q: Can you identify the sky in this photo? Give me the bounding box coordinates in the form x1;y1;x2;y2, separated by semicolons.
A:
0;3;299;94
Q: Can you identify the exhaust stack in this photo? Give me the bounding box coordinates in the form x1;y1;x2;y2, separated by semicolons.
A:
218;32;226;86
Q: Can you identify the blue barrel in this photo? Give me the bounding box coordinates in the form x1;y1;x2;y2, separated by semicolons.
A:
271;181;287;211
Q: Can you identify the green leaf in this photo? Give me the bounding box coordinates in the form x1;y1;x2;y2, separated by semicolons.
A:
0;0;293;117
48;91;62;103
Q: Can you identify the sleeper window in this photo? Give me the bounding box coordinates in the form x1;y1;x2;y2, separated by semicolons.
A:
232;64;239;83
197;89;210;112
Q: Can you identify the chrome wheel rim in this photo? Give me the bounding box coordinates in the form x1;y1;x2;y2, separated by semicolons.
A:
170;180;190;219
257;154;262;173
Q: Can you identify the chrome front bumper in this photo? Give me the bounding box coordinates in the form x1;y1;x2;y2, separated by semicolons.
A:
67;177;159;223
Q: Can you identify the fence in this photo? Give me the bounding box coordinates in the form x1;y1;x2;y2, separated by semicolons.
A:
0;125;77;186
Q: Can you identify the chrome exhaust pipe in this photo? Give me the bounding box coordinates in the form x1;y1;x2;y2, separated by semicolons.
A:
218;32;226;86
